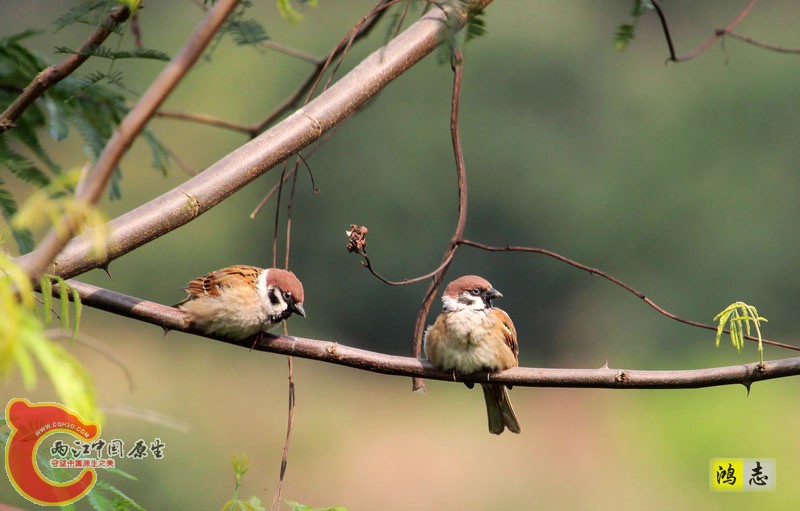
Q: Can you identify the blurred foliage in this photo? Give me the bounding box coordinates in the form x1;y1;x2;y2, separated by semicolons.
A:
285;501;347;511
277;0;319;26
0;175;104;422
614;0;653;51
222;453;266;511
0;5;170;254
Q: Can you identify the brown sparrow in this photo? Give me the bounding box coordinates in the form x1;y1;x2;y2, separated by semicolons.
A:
175;265;305;340
424;275;521;434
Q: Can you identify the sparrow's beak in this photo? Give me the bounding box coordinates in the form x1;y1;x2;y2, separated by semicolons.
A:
291;302;306;317
485;287;503;300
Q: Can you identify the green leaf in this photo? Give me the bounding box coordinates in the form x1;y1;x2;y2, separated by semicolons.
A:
0;179;35;253
71;286;81;343
224;19;269;46
54;46;170;61
614;24;636;51
285;502;347;511
142;128;171;176
90;478;146;511
40;276;53;325
465;8;487;42
103;466;139;481
52;0;118;32
713;301;768;364
277;0;305;24
0;137;52;187
0;31;45;77
44;96;71;141
58;278;70;332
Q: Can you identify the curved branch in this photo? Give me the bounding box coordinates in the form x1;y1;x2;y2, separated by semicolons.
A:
64;280;800;390
15;1;490;281
658;0;759;62
457;239;800;352
409;47;469;392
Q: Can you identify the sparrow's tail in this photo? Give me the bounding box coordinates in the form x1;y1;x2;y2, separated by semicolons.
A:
481;384;521;435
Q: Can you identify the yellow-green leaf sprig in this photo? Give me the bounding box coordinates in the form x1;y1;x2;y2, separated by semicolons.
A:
714;301;768;365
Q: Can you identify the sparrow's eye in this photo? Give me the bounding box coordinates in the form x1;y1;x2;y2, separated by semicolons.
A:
470;288;481;296
283;291;292;300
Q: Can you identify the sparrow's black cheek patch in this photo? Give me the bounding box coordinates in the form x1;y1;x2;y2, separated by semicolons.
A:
458;295;473;306
267;288;281;306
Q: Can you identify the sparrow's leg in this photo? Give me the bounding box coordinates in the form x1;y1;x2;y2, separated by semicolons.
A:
249;331;265;351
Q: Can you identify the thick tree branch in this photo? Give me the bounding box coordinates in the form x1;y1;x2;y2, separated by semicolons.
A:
15;1;491;280
63;280;800;390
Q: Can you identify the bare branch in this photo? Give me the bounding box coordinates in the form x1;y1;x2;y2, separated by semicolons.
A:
457;239;800;353
0;5;132;133
154;110;255;136
654;0;759;62
15;1;491;281
721;30;800;54
410;47;470;392
62;280;800;390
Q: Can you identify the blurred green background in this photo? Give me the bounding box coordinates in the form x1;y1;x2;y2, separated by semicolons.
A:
2;1;800;509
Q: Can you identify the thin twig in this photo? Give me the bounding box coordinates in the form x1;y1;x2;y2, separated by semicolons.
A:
457;239;800;352
721;30;800;54
250;135;322;219
261;40;320;64
410;47;470;392
665;0;759;62
46;329;134;391
0;5;132;133
154;110;254;136
270;324;296;511
358;251;456;286
649;0;676;61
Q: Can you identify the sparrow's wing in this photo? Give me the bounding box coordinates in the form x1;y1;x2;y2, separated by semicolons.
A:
184;265;261;298
490;307;518;361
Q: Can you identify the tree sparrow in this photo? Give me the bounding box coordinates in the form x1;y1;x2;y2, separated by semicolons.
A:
175;265;306;340
424;275;521;434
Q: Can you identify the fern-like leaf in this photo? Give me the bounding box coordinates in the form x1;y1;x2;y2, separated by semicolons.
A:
142;128;170;176
88;479;146;511
0;178;35;253
465;7;487;42
52;0;120;33
54;45;169;61
614;24;636;51
225;19;270;46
